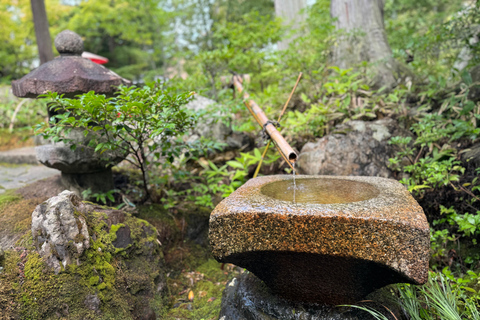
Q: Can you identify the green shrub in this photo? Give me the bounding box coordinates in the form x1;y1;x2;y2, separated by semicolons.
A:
37;82;198;202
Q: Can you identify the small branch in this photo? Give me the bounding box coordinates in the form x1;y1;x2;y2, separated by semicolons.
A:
451;182;480;202
9;99;29;131
414;146;424;164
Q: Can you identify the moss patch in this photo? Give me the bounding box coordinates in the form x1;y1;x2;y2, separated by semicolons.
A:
164;259;242;320
0;191;43;249
137;203;239;319
0;250;21;319
1;199;169;319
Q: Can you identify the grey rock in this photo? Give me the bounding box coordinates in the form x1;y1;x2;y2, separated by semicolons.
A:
112;226;132;248
219;272;400;320
297;118;409;177
462;143;480;166
54;30;84;56
468;65;480;101
185;95;253;150
84;294;101;312
31;190;90;274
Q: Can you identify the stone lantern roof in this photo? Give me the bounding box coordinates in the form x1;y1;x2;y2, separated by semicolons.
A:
12;30;131;98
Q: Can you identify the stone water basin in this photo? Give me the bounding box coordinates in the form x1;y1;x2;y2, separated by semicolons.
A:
209;175;430;305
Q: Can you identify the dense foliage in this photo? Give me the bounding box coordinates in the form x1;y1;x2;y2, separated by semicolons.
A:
37;83;197;202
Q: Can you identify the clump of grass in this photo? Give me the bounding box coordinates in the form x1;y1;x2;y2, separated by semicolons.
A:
349;273;479;320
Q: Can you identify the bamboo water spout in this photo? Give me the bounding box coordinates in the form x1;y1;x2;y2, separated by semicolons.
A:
232;75;297;166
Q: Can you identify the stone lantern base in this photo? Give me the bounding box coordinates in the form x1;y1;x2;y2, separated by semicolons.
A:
61;169;115;196
35;129;125;196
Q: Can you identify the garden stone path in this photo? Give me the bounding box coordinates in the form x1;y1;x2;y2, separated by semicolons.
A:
0;147;59;194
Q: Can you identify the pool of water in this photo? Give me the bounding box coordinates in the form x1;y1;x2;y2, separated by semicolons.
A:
260;178;380;204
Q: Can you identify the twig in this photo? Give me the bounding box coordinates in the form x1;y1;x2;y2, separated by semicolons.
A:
9;99;29;131
452;182;480;202
414;146;424;164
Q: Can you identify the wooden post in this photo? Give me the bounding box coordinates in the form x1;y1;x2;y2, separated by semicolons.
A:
30;0;54;64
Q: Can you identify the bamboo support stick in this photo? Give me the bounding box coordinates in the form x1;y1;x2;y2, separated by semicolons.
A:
232;75;298;168
253;73;302;177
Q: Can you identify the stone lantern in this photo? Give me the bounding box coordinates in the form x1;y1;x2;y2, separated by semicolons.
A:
12;30;131;195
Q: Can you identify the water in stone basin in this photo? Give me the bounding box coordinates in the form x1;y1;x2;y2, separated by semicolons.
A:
262;177;380;204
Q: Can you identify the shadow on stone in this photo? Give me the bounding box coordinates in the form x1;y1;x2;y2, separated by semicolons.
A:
225;251;412;305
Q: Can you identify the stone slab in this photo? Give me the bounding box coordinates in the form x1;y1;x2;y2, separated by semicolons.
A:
0;164;59;193
0;147;38;165
209;175;430;304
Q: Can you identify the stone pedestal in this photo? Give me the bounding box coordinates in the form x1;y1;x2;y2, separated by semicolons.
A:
35;129;125;195
219;272;401;320
61;169;115;196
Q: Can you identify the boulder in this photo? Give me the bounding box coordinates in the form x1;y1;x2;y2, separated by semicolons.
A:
7;190;169;319
219;272;401;320
296;118;410;177
185;95;253;150
462;143;480;167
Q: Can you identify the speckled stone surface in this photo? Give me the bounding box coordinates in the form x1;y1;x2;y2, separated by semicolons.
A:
209;175;430;305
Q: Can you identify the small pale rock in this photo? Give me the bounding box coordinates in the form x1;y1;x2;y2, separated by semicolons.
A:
84;294;101;312
31;190;90;274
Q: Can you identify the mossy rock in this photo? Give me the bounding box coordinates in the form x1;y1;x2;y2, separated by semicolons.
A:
0;194;168;320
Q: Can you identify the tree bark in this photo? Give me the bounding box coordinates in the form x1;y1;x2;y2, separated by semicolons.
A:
274;0;307;50
330;0;410;89
30;0;54;65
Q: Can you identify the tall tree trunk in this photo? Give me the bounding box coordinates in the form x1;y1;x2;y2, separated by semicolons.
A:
330;0;410;89
274;0;307;50
30;0;54;64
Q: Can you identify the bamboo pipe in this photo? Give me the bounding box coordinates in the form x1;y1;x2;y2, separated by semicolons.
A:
232;75;298;165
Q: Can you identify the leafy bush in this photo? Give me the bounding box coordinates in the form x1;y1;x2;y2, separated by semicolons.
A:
37;82;197;202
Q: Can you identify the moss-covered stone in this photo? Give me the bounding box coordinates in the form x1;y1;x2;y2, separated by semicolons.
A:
1;195;169;320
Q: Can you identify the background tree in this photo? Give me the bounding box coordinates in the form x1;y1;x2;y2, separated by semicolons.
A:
330;0;411;89
30;0;54;64
274;0;307;50
64;0;172;81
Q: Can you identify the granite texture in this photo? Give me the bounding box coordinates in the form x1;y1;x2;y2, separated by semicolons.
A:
209;175;430;305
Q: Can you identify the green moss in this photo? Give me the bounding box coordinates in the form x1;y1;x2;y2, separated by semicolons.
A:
109;223;125;242
23;253;44;281
164;259;235;319
0;190;22;208
89;275;100;286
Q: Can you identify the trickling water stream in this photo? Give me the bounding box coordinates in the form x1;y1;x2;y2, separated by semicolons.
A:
292;163;296;204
